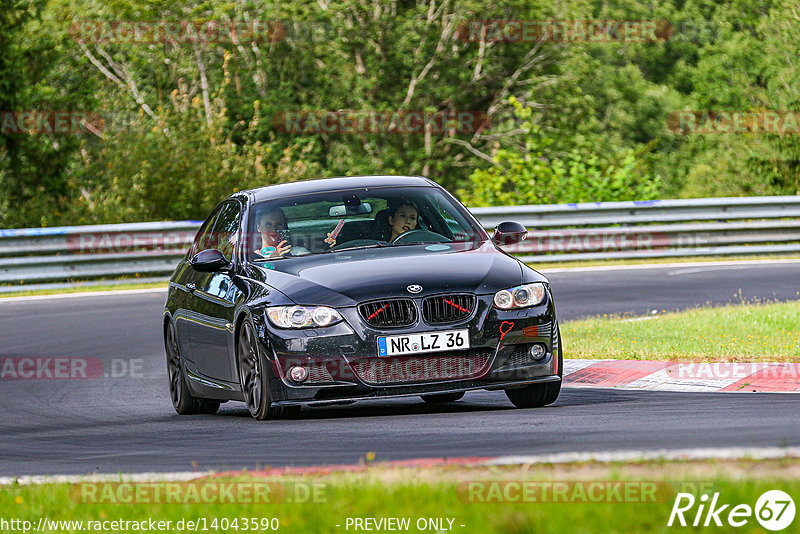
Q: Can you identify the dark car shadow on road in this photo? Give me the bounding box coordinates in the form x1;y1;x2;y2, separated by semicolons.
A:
216;387;641;420
218;398;513;420
555;387;649;406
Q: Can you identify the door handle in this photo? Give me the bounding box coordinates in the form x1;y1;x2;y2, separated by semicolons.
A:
186;281;196;292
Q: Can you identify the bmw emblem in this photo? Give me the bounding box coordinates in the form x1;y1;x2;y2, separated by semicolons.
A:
407;284;422;294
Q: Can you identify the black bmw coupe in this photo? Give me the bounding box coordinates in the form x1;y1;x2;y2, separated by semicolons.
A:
163;176;562;419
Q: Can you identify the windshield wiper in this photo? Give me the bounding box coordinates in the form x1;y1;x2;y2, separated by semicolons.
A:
326;242;391;253
391;241;440;246
252;255;289;262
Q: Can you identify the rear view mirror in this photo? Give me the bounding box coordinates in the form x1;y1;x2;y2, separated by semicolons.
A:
492;221;528;246
190;249;231;272
329;202;372;217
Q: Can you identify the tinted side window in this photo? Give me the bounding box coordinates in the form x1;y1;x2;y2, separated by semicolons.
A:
209;202;241;262
193;210;221;253
423;192;477;240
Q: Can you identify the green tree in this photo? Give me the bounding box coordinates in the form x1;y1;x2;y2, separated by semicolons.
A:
460;98;661;206
0;0;95;227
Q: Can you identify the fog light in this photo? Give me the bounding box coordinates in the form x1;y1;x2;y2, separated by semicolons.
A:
289;366;308;382
529;344;546;360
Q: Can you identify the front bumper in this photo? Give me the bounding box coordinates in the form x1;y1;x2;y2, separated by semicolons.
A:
271;375;561;406
254;293;559;404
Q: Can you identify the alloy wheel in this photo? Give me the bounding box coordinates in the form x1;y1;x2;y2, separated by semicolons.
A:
238;322;262;416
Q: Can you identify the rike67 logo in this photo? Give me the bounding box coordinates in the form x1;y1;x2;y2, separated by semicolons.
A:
668;490;795;531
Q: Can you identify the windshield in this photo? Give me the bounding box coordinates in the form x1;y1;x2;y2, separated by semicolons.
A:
246;186;485;261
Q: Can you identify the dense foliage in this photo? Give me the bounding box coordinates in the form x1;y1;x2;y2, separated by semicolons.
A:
0;0;798;227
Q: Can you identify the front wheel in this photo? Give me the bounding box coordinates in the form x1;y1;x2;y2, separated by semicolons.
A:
505;325;562;408
165;320;219;415
237;318;298;420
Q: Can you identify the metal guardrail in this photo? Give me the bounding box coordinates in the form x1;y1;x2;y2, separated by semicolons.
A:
0;222;199;287
1;196;800;291
497;196;800;262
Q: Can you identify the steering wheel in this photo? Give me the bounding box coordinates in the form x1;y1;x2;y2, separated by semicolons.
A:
391;229;450;244
330;238;381;251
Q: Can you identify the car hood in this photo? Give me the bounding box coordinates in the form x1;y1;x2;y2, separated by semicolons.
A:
252;241;536;307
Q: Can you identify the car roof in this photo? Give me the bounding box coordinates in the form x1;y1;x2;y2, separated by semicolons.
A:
242;175;439;202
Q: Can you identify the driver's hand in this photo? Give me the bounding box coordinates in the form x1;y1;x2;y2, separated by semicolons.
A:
271;240;292;257
391;229;411;244
325;232;336;247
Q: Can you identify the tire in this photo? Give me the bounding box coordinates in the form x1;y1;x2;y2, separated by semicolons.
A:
505;324;563;409
165;320;220;415
421;392;465;403
237;318;299;420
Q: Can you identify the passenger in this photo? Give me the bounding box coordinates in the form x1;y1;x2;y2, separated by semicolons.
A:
386;200;419;241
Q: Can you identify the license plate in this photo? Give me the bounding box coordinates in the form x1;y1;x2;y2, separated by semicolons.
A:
377;330;469;356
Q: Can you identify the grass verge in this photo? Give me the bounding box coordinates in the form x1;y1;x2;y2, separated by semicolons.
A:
562;300;800;361
2;460;799;533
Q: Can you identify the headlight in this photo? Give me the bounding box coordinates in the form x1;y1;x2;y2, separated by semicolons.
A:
493;282;546;309
266;306;343;328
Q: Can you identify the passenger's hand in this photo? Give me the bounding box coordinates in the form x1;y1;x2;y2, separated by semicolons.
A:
271;240;292;257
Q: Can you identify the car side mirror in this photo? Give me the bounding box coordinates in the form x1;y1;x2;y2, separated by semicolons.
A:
190;249;232;273
492;221;528;246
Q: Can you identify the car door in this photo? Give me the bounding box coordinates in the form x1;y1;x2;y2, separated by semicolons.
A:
185;200;243;383
174;208;221;362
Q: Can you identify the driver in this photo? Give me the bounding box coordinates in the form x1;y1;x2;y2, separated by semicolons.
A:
387;200;419;241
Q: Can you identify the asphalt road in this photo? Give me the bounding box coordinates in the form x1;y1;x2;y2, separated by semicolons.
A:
1;261;798;476
545;260;800;319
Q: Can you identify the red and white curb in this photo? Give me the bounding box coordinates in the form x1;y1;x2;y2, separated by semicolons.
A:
563;359;800;392
3;447;800;485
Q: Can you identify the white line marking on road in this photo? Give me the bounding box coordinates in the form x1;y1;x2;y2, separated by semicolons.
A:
0;288;167;303
0;471;205;486
562;359;608;374
484;446;800;466
539;258;800;274
667;265;754;276
624;369;738;392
